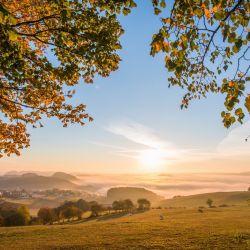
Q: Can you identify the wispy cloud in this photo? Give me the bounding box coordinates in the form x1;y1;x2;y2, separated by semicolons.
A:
98;119;250;172
105;120;192;166
106;120;169;149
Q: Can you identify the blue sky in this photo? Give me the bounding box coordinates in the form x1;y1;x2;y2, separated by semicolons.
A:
1;1;250;174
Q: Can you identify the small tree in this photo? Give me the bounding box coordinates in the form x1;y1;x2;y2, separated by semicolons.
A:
38;208;55;225
17;206;31;225
60;206;75;221
123;199;134;212
206;198;213;208
90;202;103;217
112;201;121;213
3;208;30;227
137;199;151;211
71;207;82;220
76;199;90;212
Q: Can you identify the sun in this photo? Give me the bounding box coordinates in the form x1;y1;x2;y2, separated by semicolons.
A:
137;149;165;172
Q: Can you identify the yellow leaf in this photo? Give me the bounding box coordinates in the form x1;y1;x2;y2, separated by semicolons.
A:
245;95;250;113
8;30;18;41
238;72;244;77
164;56;170;63
153;42;161;52
212;4;220;13
162;18;171;24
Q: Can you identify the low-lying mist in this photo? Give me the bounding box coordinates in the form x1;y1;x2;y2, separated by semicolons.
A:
74;172;250;198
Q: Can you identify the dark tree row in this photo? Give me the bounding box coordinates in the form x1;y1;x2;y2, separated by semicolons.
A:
0;198;152;227
38;199;104;224
112;198;151;213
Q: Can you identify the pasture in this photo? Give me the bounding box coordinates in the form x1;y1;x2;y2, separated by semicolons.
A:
0;206;249;249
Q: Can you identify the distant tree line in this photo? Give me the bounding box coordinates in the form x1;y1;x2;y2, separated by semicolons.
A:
38;199;104;224
112;198;151;213
0;197;151;227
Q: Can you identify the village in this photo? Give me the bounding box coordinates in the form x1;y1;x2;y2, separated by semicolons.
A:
0;188;32;199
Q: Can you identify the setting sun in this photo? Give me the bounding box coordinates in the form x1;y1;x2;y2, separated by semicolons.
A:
138;149;165;171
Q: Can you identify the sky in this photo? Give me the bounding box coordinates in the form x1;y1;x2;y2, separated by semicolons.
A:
1;1;250;174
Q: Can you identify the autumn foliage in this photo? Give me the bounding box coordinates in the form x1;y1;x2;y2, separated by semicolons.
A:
0;0;137;157
151;0;250;128
0;0;249;157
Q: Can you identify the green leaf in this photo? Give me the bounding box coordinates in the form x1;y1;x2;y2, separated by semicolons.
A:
160;0;166;8
154;7;161;15
232;45;239;53
0;11;4;23
245;96;250;113
194;8;203;17
214;12;223;20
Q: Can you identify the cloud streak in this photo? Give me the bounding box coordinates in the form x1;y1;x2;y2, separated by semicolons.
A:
95;118;250;172
105;120;198;166
107;120;169;149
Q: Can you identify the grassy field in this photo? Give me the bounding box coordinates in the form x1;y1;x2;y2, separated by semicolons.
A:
0;206;249;249
159;191;250;208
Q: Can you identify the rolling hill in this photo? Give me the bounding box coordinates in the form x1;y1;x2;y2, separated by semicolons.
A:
107;187;163;203
51;172;78;181
158;191;250;208
0;173;78;190
0;199;22;211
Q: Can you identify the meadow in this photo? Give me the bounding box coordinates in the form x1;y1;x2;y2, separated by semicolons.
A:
0;206;249;250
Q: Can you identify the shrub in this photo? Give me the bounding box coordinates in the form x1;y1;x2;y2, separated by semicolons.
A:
38;208;56;224
90;202;103;217
76;199;90;212
206;198;213;208
17;206;30;225
137;198;151;211
2;205;31;227
219;204;229;207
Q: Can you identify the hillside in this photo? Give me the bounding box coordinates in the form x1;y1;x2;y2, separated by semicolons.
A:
0;173;78;191
29;198;61;209
0;200;21;210
159;191;250;208
106;187;162;203
51;172;78;181
0;207;249;249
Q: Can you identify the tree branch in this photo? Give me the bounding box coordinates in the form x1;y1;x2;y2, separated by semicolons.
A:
12;14;59;27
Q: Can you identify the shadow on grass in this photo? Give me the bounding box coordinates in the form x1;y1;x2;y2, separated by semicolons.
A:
97;212;129;221
66;210;148;225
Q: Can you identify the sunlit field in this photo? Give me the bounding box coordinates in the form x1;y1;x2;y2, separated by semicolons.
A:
0;206;249;250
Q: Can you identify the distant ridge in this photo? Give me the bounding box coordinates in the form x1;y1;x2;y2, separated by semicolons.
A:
0;173;78;191
4;171;20;176
107;187;163;203
51;172;78;181
0;199;22;210
159;191;250;208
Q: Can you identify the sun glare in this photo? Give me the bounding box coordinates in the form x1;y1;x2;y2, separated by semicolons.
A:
138;149;165;172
